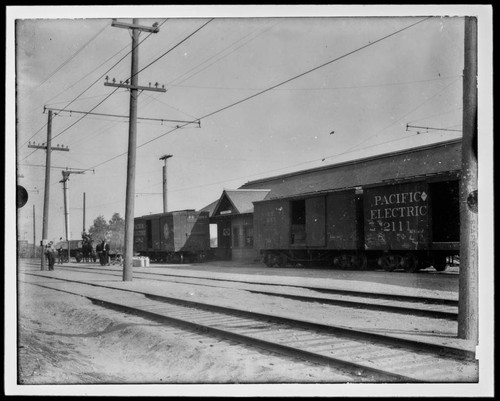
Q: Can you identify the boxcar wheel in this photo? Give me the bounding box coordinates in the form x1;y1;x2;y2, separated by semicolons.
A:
354;253;368;270
378;254;402;272
434;264;448;272
264;254;274;267
402;254;419;273
278;254;288;268
334;254;351;270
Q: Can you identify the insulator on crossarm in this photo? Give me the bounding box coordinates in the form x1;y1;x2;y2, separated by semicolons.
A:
105;76;109;82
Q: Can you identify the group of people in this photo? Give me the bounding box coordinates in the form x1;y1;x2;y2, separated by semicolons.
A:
44;232;112;270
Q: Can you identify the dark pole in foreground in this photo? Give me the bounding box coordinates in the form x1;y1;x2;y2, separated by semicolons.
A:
40;110;53;271
108;19;164;282
458;17;478;342
123;20;140;282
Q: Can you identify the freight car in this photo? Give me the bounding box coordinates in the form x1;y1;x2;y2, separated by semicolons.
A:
253;172;460;272
134;210;210;263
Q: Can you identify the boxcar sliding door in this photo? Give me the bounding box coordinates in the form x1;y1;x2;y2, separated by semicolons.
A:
305;197;326;247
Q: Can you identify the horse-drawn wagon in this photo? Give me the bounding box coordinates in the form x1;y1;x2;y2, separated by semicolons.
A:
55;239;97;263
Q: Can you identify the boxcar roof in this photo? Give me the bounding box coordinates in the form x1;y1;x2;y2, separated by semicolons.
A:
240;139;461;200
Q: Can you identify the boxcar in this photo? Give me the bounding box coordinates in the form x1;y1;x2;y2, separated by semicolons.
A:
254;188;366;268
253;173;460;272
134;210;210;263
364;174;460;272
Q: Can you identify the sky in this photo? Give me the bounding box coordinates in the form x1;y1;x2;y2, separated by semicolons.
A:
8;5;492;245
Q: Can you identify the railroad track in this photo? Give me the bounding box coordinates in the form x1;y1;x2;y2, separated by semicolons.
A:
20;269;477;382
24;263;458;320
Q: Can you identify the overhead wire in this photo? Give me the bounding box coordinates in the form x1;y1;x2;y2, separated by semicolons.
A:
343;77;462;154
88;16;433;172
30;18;212;150
38;18;215;172
175;74;462;92
20;18;170;157
31;22;110;91
166;19;281;89
134;19;214;79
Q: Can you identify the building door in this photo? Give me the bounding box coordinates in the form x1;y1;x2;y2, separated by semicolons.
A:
217;219;232;260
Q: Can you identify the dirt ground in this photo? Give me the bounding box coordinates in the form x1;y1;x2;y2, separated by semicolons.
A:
17;281;366;386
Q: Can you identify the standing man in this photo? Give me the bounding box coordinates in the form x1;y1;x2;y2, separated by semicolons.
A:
57;237;64;264
96;241;103;265
103;239;111;266
46;241;56;271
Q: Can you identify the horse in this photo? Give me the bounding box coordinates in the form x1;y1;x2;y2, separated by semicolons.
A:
82;239;95;262
80;234;96;263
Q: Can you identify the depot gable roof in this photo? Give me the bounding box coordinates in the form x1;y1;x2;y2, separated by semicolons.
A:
210;189;271;217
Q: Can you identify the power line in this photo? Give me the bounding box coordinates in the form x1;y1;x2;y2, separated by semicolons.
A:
346;78;461;153
24;18;213;170
166;19;280;89
134;19;214;79
167;133;458;195
20;19;169;153
28;19;213;152
406;106;463;126
32;22;109;90
175;75;462;92
90;16;433;171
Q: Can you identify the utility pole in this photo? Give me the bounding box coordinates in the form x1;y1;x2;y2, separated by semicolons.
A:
32;205;36;258
159;154;173;213
28;110;69;270
458;17;478;343
59;170;86;262
107;19;166;282
83;192;86;232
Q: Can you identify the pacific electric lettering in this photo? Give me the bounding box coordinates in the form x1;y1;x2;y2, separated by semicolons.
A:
370;205;428;219
371;191;428;220
374;191;426;206
368;190;428;234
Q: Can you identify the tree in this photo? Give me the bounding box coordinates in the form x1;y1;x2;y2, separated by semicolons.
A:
88;215;109;243
108;213;125;252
